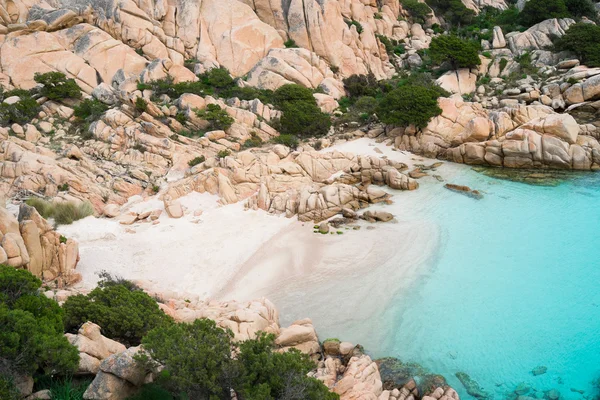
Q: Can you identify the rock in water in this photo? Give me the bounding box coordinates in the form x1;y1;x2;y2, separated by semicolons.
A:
444;184;484;200
455;372;491;400
531;365;547;376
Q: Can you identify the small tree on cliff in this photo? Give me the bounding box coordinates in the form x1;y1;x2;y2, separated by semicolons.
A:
376;84;443;129
428;35;481;70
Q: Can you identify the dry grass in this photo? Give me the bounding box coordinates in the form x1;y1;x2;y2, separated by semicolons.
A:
26;198;94;225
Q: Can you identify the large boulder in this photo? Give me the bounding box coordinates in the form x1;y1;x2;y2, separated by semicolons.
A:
65;322;126;375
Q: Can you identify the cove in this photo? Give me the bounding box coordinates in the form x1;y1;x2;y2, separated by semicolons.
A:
377;167;600;400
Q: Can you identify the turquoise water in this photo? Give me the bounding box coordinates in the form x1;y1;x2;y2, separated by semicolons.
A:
381;168;600;400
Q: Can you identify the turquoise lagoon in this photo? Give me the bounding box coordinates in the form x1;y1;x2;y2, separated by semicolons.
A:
376;167;600;400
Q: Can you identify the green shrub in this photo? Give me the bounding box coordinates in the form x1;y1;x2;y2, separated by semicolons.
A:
0;265;79;376
273;84;316;105
342;73;379;98
284;39;298;48
49;377;92;400
429;34;481;69
499;57;509;73
34;72;82;100
565;0;598;19
195;104;234;130
73;98;109;122
188;155;206;167
135;97;148;113
554;23;600;67
273;84;331;137
26;199;94;226
217;150;231;159
138;319;235;399
376;84;443;128
126;383;174;400
242;132;264;148
62;281;172;346
0;375;20;400
515;52;538;75
272;134;299;148
401;0;432;22
519;0;569;26
178;128;205;138
198;67;234;89
0;94;40;125
353;96;379;115
425;0;475;26
344;19;363;33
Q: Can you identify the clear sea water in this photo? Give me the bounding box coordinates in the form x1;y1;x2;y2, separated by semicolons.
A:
378;167;600;400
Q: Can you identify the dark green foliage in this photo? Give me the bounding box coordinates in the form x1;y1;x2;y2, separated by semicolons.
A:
272;134;299;148
138;321;338;400
554;23;600;67
401;0;432;23
425;0;475;26
0;375;20;400
353;96;379;115
73;98;109;122
565;0;598;19
0;265;79;376
126;383;174;400
34;72;82;100
457;6;523;40
188;155;206;167
273;84;331;138
62;281;172;346
342;73;379;98
198;67;234;89
0;91;40;126
499;58;509;73
344;19;364;33
217;150;231;158
195;104;235;130
236;332;338;400
284;39;298;48
519;0;569;26
135;97;148;112
25;199;94;226
429;35;481;69
48;377;92;400
377;35;407;57
515;52;538;75
376;84;443;128
139;319;235;399
178;128;205;138
242;132;263;148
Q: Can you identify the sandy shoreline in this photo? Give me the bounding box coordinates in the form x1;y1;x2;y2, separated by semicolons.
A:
59;138;456;348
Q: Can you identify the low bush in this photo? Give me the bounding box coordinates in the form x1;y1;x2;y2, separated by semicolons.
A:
272;134;299;148
342;73;379;98
73;98;109;122
401;0;432;23
25;199;94;226
188;155;206;167
425;0;475;26
126;383;174;400
284;39;298;48
217;149;231;158
554;23;600;67
0;91;40;125
0;266;79;377
429;34;481;69
242;132;263;148
344;19;363;33
273;84;331;138
519;0;569;26
34;72;82;101
198;67;234;89
0;375;20;400
48;377;92;400
62;279;172;346
565;0;598;20
134;97;148;113
376;84;443;128
195;104;234;130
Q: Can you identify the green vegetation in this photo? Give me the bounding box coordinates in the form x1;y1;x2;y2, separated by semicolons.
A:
519;0;569;26
458;6;523;40
242;132;264;148
377;35;406;57
135;97;148;113
425;0;475;26
565;0;598;20
344;19;364;33
48;377;92;400
273;84;331;138
25;198;94;226
188;155;206;167
0;266;79;379
34;72;81;101
272;134;299;148
195;104;235;130
428;35;481;69
217;149;231;158
514;52;538;75
401;0;432;23
284;39;298;48
554;23;600;67
0;375;21;400
137;322;338;400
73;98;109;123
62;274;172;346
342;73;379;98
0;88;40;125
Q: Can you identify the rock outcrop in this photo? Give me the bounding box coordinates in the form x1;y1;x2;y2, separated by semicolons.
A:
0;203;80;285
65;322;127;375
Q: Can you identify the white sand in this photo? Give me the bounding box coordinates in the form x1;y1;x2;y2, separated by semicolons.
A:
59;138;468;349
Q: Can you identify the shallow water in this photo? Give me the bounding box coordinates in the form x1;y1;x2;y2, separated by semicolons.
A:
375;167;600;400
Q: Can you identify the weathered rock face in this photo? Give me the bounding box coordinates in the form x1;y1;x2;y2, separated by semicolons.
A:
0;203;80;285
436;69;478;95
506;18;575;54
393;96;600;170
65;322;127;375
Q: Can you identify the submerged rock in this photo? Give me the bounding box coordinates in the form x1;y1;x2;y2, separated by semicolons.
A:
444;184;484;200
455;371;491;400
515;383;531;395
531;366;548;376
